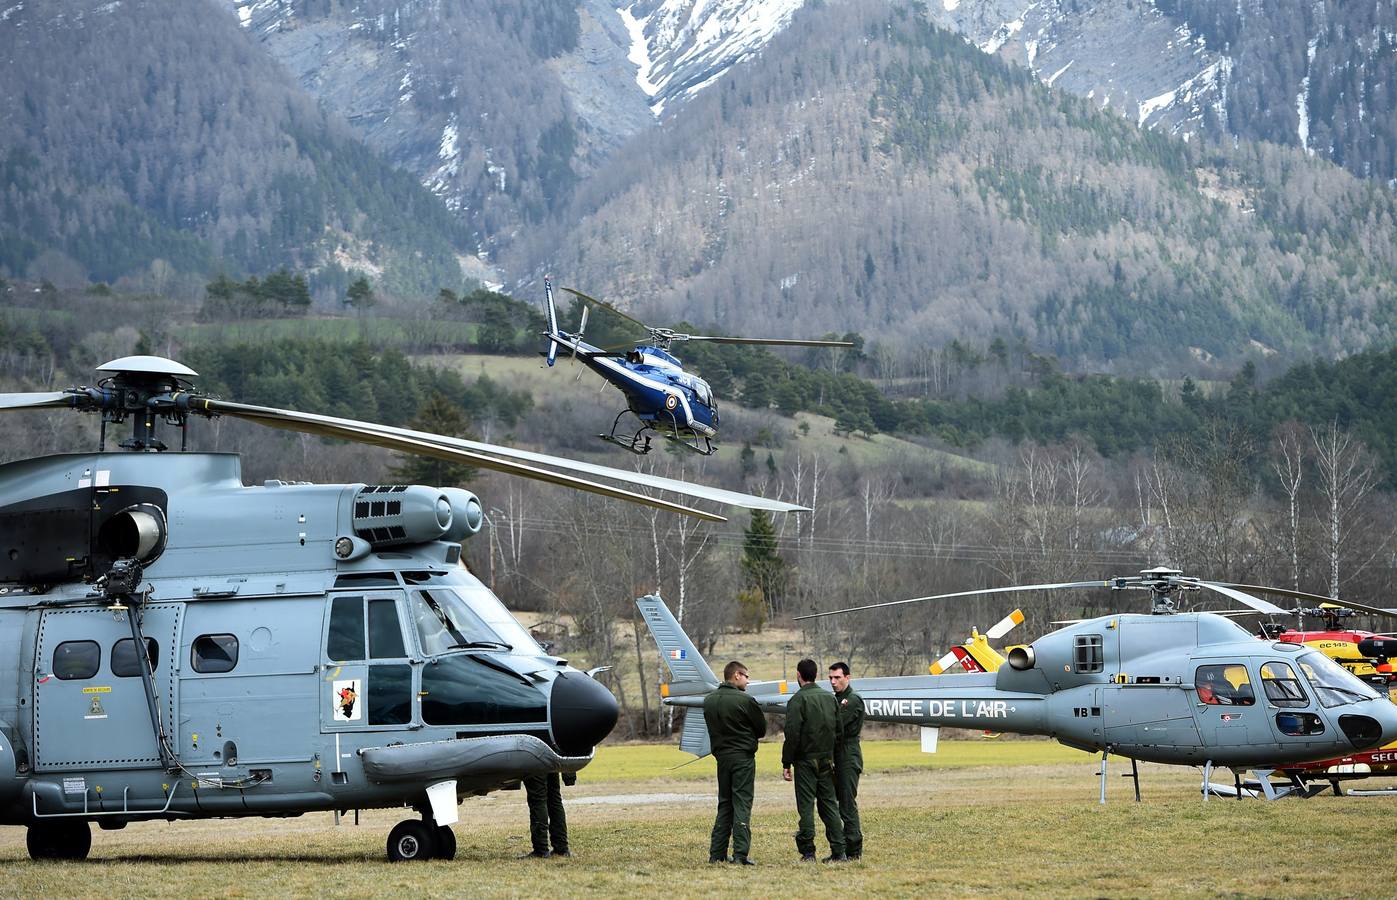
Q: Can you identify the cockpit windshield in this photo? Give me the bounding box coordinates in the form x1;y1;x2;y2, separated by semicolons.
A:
1298;651;1381;707
694;380;712;406
407;583;542;656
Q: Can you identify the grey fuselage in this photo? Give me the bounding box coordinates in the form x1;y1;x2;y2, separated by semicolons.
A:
0;452;615;827
746;614;1397;768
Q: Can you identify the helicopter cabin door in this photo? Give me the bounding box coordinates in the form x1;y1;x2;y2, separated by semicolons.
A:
176;598;320;768
1255;657;1331;756
33;605;182;771
320;592;416;733
1102;617;1201;751
1190;660;1276;751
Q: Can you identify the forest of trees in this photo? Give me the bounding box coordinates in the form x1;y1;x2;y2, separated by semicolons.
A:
529;1;1397;373
1161;0;1397;182
0;0;465;297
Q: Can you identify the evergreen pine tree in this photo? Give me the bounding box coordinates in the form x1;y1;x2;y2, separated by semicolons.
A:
740;509;789;613
388;392;478;487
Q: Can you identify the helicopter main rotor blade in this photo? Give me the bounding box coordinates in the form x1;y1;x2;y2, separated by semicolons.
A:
793;581;1111;621
197;400;726;523
0;391;78;412
196;398;805;516
679;336;856;347
560;288;653;332
1195;583;1287;616
1209;582;1397;618
1209;583;1338;605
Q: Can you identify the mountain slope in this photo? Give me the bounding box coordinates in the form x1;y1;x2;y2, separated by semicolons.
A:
0;0;467;295
226;0;638;273
529;1;1397;373
931;0;1397;186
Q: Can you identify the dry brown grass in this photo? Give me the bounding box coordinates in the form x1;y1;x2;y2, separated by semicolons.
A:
1;740;1388;898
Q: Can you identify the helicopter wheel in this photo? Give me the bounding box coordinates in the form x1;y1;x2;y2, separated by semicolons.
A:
386;819;438;862
435;824;457;860
26;820;92;861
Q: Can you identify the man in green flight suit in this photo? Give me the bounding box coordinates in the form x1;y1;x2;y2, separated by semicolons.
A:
703;660;767;865
782;658;846;862
521;770;574;858
829;661;864;860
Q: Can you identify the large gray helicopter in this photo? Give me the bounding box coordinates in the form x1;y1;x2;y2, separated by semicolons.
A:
639;568;1397;801
0;355;803;862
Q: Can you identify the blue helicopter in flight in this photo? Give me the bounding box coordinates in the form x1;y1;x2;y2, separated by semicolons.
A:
542;279;852;455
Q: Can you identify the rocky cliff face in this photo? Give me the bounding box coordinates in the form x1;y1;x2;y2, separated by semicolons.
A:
925;0;1231;138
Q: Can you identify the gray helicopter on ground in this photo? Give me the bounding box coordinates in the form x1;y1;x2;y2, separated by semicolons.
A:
639;568;1397;801
0;355;803;862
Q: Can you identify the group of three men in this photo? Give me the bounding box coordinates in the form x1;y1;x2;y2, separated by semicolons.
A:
703;657;864;865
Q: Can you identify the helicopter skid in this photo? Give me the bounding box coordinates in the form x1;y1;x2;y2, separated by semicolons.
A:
662;431;717;456
598;409;654;455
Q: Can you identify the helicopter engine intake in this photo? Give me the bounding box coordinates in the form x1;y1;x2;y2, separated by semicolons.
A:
351;484;479;549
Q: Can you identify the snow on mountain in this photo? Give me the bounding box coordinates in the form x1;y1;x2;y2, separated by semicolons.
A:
617;0;807;115
615;0;1232;137
921;1;1228;138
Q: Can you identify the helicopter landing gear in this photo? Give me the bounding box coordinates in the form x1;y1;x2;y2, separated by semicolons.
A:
656;407;716;456
26;820;92;861
435;824;457;860
598;409;654;455
387;818;439;862
662;431;716;456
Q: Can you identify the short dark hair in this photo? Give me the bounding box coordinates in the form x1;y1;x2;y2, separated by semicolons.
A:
829;661;850;677
796;658;817;682
723;660;748;681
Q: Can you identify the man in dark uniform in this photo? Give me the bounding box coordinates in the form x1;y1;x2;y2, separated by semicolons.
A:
782;658;846;862
829;661;864;860
703;659;767;865
522;770;574;858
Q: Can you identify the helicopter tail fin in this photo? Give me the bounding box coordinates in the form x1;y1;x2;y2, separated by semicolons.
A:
637;594;718;758
637;594;720;691
544;276;561;367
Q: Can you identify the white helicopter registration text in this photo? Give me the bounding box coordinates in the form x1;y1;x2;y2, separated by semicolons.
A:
865;698;1012;719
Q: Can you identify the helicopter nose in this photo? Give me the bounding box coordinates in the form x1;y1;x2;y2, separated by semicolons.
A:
549;671;619;756
1343;698;1397;750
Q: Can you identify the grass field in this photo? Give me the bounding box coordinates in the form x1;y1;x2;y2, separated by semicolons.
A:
2;739;1389;898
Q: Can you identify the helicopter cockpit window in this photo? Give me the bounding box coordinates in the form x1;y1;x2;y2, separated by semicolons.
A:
421;655;548;726
1073;635;1104;673
334;573;400;588
53;640;100;680
1194;664;1255;706
327;595;366;661
453;586;541;653
111;638;159;677
192;634;238;674
410;589;499;655
1298;651;1381;708
368;598;407;659
695;381;712;406
1260;662;1308;708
